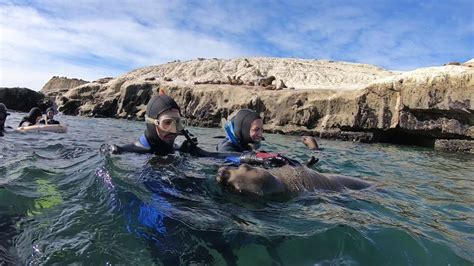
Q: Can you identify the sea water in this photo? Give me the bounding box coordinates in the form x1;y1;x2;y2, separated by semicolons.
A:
1;112;473;265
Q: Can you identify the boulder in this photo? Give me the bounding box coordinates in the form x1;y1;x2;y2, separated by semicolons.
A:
0;87;53;112
434;139;474;153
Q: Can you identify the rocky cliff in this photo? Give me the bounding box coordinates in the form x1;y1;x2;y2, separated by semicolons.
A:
41;57;474;153
40;76;89;97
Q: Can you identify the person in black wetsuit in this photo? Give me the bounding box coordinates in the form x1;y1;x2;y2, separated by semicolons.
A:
216;109;264;153
38;107;60;125
0;103;11;136
107;94;293;167
18;107;42;127
109;94;243;159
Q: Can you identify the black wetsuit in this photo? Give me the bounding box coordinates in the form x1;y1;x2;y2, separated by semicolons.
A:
113;131;240;159
112;94;240;158
0;103;10;136
38;118;60;125
216;139;249;153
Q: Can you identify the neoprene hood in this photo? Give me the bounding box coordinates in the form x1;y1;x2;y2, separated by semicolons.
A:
144;95;181;155
231;109;261;146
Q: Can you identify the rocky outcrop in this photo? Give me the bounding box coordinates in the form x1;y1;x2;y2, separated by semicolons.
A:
0;87;54;112
434;139;474;153
41;76;89;97
47;57;474;152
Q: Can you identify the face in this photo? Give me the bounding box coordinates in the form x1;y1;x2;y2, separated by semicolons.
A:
155;109;182;144
249;118;263;143
216;164;286;196
47;111;54;119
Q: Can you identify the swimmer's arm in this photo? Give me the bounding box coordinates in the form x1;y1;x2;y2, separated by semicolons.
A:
104;142;151;155
178;141;241;158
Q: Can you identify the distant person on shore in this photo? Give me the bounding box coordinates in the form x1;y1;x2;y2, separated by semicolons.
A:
0;103;11;136
18;107;42;127
39;107;60;125
216;109;264;153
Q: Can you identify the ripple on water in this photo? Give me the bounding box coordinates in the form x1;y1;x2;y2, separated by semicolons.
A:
0;113;473;264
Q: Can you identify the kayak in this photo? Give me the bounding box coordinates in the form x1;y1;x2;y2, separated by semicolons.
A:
16;124;67;133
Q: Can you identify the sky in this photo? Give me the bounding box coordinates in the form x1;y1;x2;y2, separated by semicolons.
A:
1;0;473;91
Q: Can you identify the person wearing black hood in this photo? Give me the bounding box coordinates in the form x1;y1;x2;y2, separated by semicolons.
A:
0;103;11;136
108;94;296;170
18;107;42;127
109;94;241;158
217;109;264;153
38;107;60;125
109;94;183;155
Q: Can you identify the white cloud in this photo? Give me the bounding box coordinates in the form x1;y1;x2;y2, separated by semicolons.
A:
0;3;252;90
0;0;472;90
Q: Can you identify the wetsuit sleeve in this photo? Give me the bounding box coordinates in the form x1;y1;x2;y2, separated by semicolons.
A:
117;143;151;154
106;141;151;154
216;139;243;153
178;140;241;158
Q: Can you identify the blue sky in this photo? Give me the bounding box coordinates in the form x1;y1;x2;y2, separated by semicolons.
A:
1;0;473;90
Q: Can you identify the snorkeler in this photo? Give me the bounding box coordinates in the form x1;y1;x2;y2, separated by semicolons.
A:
0;103;12;136
109;94;182;155
217;109;264;153
109;94;236;158
38;107;60;125
216;109;319;167
18;107;42;127
107;93;299;171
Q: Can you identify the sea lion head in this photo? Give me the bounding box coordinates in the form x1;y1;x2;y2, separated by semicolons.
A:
302;136;319;150
216;164;287;196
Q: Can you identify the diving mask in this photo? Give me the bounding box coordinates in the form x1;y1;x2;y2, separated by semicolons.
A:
145;114;186;133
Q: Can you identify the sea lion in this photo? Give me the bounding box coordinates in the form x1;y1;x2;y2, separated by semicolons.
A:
302;136;319;150
216;164;371;197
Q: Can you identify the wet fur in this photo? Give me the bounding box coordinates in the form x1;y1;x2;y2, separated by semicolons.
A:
302;136;319;150
217;164;370;196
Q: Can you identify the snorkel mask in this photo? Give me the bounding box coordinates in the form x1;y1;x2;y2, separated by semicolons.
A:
145;114;186;134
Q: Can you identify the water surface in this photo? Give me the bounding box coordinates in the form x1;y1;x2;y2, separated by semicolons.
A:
1;112;473;265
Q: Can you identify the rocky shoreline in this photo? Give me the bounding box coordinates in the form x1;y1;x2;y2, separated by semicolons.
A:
2;57;472;153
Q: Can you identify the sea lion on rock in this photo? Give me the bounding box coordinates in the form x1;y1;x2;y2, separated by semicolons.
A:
216;164;370;197
302;136;320;150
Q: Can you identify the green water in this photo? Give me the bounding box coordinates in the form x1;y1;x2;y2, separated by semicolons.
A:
1;113;473;265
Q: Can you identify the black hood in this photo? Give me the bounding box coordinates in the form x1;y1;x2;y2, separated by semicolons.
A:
231;109;261;147
0;103;7;132
0;103;9;117
144;95;180;155
146;95;180;119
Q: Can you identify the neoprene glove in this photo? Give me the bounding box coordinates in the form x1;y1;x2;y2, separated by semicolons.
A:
99;144;121;155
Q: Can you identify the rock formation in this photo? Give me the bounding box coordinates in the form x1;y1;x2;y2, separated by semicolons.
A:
41;76;89;97
41;57;474;153
0;87;54;112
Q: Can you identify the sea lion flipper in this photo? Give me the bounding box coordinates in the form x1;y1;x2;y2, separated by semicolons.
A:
305;156;319;167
